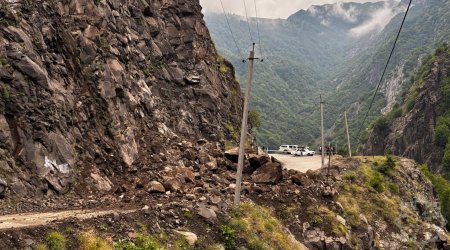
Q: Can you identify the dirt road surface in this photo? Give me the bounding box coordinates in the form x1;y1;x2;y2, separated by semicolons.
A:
270;154;328;172
0;208;137;230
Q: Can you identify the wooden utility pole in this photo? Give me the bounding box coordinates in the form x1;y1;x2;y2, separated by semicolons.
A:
320;95;325;168
234;45;257;206
344;111;352;157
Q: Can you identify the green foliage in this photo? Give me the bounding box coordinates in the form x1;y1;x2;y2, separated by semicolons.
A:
1;85;10;100
220;225;237;250
223;203;304;250
369;171;385;193
443;76;450;109
435;123;450;147
307;206;347;237
248;109;262;129
444;145;450;170
206;0;450;148
377;155;396;176
0;58;7;65
420;165;450;230
78;231;113;250
115;235;164;250
35;244;48;250
339;157;402;229
46;232;66;250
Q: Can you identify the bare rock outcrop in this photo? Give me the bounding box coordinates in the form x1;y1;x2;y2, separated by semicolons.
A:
0;0;243;198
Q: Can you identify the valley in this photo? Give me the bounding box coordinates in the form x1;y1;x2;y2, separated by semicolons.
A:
205;0;450;149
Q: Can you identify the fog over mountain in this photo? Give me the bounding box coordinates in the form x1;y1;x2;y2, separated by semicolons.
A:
199;0;394;19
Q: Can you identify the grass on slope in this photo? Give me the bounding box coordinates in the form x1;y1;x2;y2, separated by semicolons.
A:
221;202;306;250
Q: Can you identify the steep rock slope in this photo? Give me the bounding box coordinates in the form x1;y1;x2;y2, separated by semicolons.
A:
0;0;242;199
364;46;450;170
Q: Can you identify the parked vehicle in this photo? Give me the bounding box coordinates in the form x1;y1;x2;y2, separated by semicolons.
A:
278;145;298;154
293;146;315;156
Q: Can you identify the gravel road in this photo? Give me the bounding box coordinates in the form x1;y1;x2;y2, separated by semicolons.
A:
269;154;329;172
0;208;137;230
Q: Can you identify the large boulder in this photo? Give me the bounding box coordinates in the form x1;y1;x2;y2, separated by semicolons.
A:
246;154;270;174
291;172;314;187
251;162;283;184
224;147;239;163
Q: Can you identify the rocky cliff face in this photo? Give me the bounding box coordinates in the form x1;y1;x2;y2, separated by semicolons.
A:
0;0;242;199
364;50;449;170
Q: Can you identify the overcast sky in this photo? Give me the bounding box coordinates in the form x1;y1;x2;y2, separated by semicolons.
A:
199;0;384;19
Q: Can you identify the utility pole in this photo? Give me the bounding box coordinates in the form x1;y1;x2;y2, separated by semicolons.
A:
320;95;325;168
234;44;257;206
344;111;352;157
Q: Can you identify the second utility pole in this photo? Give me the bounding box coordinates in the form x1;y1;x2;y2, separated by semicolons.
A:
320;95;325;168
234;44;257;206
344;111;352;157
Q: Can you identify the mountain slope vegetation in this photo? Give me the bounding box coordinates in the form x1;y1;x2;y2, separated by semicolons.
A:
205;0;450;149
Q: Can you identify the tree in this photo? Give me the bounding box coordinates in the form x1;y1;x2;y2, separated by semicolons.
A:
248;109;262;130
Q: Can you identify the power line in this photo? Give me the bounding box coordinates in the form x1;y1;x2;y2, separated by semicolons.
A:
252;0;264;59
354;0;412;141
219;0;245;60
242;0;254;44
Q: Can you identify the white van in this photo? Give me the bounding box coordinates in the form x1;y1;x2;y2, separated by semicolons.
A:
278;145;298;154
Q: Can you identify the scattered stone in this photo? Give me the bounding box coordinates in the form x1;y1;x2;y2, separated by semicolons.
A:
148;181;166;193
198;205;217;220
173;230;198;246
163;178;183;193
291;172;314;187
251;162;283;184
90;173;113;192
336;215;346;225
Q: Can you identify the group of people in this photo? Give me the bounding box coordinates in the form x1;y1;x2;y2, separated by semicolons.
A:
319;146;336;155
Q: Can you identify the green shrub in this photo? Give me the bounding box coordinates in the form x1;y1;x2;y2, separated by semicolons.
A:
78;231;113;250
444;145;450;170
443;76;450;109
377;155;396;175
115;235;163;250
435;122;450;147
35;244;48;250
420;165;450;230
248;109;262;129
46;232;66;250
369;172;385;193
220;224;236;250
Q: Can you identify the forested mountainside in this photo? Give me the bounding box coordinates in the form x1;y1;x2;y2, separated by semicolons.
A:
0;0;243;199
364;44;450;173
205;0;450;149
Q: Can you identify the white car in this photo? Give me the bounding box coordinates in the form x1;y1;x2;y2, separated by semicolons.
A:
293;148;315;156
278;145;298;154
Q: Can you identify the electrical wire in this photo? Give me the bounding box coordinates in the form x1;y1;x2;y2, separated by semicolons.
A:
252;0;264;59
219;0;245;60
242;0;255;44
353;0;412;141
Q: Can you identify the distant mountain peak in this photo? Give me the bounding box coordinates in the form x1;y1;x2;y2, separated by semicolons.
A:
288;1;402;37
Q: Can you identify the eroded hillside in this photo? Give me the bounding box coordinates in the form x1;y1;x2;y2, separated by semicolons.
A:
364;44;450;171
0;0;243;201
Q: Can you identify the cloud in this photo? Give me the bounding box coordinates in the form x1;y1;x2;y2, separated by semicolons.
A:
349;2;402;37
330;2;358;22
200;0;384;19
